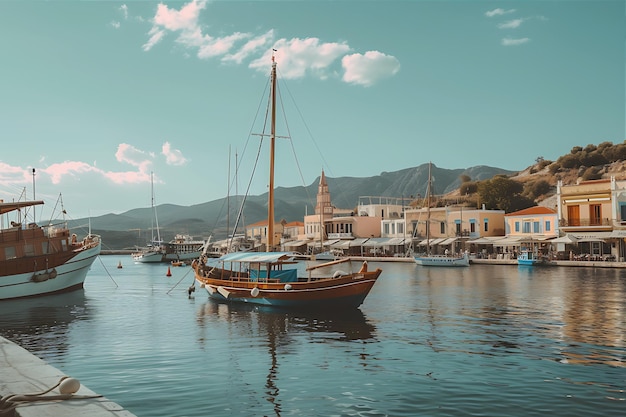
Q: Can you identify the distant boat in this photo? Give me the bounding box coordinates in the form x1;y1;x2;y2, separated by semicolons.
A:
117;261;123;269
193;53;383;309
0;199;101;300
413;162;470;267
163;234;205;262
132;172;165;263
517;249;550;266
414;252;470;267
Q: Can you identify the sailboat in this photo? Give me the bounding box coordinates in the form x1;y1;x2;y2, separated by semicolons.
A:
413;162;470;267
193;53;383;309
132;172;165;263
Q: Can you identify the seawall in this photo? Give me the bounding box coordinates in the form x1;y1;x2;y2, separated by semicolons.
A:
0;336;136;417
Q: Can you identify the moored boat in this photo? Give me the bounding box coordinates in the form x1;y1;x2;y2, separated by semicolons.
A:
192;53;383;309
163;234;205;262
517;249;550;266
0;200;101;300
414;252;470;267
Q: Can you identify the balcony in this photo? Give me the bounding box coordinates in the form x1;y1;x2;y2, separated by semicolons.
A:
559;218;611;228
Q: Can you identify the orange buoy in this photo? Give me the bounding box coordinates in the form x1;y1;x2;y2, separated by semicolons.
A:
166;266;172;277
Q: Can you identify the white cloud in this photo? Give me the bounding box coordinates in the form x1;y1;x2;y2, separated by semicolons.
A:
501;37;530;46
162;142;188;166
498;19;524;29
485;8;516;18
141;0;399;86
342;51;401;87
120;4;128;20
223;30;274;64
250;37;351;80
111;21;121;30
0;162;32;185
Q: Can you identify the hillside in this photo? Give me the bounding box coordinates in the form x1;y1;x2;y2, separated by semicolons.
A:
80;140;626;250
75;163;515;249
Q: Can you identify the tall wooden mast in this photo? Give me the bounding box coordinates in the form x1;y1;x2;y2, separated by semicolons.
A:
267;53;277;250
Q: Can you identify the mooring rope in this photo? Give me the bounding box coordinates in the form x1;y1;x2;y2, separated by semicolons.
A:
0;376;102;416
97;255;119;287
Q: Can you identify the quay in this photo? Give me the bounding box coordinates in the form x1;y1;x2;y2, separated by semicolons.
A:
0;336;136;417
471;258;626;268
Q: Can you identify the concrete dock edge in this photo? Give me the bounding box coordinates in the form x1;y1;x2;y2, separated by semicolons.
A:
1;336;137;417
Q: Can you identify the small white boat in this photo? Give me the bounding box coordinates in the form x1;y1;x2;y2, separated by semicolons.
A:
414;252;470;267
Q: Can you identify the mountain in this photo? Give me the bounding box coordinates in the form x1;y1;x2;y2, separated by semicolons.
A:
73;163;515;249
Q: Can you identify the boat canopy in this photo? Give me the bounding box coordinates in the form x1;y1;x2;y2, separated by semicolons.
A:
218;252;293;263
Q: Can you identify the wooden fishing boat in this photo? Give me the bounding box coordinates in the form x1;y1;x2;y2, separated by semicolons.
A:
0;200;101;300
193;53;383;309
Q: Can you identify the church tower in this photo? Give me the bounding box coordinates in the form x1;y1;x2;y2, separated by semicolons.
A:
315;170;333;216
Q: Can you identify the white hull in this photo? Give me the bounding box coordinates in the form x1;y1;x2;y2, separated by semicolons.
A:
0;241;101;300
163;250;203;261
133;250;164;263
414;253;470;267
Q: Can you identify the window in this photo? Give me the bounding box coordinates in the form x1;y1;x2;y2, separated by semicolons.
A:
523;222;531;233
533;221;540;233
545;221;551;232
590;204;601;226
456;223;461;234
515;221;520;232
4;247;16;260
621;204;626;221
24;244;35;257
470;223;476;233
440;222;445;234
484;218;489;232
398;223;404;234
384;223;389;234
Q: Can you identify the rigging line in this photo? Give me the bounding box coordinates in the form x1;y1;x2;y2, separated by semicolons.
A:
276;81;316;209
97;256;118;287
228;136;265;253
276;67;353;209
226;78;272;252
166;266;193;295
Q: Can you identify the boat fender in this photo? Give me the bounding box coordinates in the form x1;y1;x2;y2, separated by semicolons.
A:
333;270;347;278
359;261;368;273
251;287;260;297
284;284;292;291
49;268;57;279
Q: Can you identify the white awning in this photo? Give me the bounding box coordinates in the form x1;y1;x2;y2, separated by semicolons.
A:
439;237;457;246
363;238;391;247
571;232;611;242
492;236;524;246
430;238;447;245
550;234;579;244
468;236;505;245
283;239;309;247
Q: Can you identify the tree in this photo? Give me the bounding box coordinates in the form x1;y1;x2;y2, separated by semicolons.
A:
477;175;533;212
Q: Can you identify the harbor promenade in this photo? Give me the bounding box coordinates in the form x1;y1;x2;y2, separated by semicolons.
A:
0;336;136;417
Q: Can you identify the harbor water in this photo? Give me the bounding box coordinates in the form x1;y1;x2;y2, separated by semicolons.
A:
1;256;624;416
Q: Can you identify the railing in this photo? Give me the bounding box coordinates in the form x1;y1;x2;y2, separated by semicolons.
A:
559;218;611;227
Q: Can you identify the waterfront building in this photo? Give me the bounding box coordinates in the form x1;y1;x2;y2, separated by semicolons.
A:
556;177;626;260
404;204;505;255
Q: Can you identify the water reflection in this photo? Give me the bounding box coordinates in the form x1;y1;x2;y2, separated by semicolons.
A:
0;290;90;356
195;301;376;415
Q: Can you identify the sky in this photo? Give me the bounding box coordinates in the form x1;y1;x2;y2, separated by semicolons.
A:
0;0;624;221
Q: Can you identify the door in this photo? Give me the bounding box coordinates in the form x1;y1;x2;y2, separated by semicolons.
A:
568;205;580;226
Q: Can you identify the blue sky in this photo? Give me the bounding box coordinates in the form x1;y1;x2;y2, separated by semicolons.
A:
0;0;624;220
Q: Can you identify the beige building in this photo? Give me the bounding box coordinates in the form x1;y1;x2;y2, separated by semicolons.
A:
405;204;505;254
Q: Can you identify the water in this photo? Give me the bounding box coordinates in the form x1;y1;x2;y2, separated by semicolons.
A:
1;257;624;416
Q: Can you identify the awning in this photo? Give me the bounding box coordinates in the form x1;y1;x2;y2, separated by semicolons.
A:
468;236;505;245
386;237;406;245
439;237;457;246
549;234;579;244
363;238;391;247
330;240;352;249
430;238;447;245
349;238;371;247
571;232;611;242
283;239;309;247
307;239;340;247
492;236;524;246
